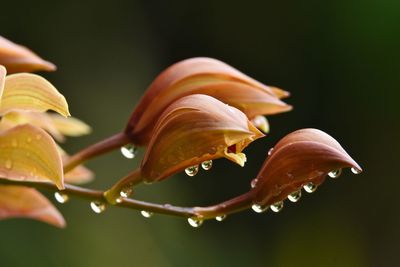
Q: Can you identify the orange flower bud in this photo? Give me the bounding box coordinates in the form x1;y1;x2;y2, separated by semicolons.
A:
125;57;291;145
0;36;56;73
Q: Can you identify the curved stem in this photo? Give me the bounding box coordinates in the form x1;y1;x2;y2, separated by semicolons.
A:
104;169;144;204
63;132;130;173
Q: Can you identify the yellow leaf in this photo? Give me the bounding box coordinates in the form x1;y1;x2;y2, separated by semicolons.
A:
0;185;65;228
0;124;64;189
0;73;70;117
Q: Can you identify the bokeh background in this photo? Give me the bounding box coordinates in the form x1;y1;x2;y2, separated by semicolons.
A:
1;0;399;266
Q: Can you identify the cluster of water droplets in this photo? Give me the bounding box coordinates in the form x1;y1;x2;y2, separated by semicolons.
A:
120;144;138;159
184;160;213;177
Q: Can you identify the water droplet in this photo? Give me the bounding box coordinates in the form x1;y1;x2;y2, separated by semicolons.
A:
250;178;258;188
120;144;138;159
26;137;32;143
187;217;203;227
115;197;123;203
328;169;342;178
351;167;361;174
303;182;317;193
35;134;42;140
215;215;227;222
270;201;284;212
141;210;153;218
185;165;199;176
288;190;302;202
201;160;213;170
5;159;12;170
120;186;133;198
54;192;69;203
90;201;106;214
268;147;274;156
251;203;268;213
11;139;17;147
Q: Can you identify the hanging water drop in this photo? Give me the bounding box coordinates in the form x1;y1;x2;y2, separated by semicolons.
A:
215;215;227;222
188;217;203;227
185;165;199;176
90;201;106;214
120;186;133;198
268;147;274;156
120;144;138;159
328;169;342;178
303;182;317;193
141;210;153;218
288;190;302;202
251;203;268;213
250;178;258;188
5;159;12;170
54;192;69;204
270;201;284;212
351;167;361;174
201;160;213;170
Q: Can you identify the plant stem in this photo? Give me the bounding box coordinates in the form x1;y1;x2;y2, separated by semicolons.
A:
0;178;198;218
104;169;144;204
63;132;130;173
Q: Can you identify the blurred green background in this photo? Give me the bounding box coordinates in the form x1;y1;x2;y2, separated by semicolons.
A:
1;0;399;266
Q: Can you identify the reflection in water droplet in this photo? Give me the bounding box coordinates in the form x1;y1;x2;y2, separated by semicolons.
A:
188;217;203;227
270;201;284;212
303;182;317;193
251;204;268;213
54;192;69;203
288;190;302;202
215;215;226;222
90;201;106;214
250;178;258;188
5;159;12;170
328;169;342;178
268;147;274;156
351;167;361;174
185;165;199;176
120;186;133;198
120;144;138;159
141;210;153;218
201;160;213;170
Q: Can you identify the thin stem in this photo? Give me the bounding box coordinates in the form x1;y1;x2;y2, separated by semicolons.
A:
0;178;197;218
63;132;130;173
104;169;144;204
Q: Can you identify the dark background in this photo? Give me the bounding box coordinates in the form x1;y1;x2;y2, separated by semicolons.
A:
1;1;399;266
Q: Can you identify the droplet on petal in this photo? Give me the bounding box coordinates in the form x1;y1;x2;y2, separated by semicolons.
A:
328;169;342;178
351;167;362;174
250;178;258;188
54;192;69;204
185;165;199;177
5;159;12;170
303;182;317;193
141;210;153;218
120;144;138;159
90;201;106;214
215;215;227;222
288;190;302;202
270;201;284;212
251;203;268;213
188;217;203;227
201;160;213;170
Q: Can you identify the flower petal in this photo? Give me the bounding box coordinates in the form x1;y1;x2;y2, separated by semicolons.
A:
252;129;362;206
47;113;91;137
0;36;56;73
58;147;94;184
0;124;64;189
141;94;264;182
0;185;65;228
0;65;5;99
0;73;70;117
126;57;290;145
